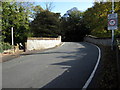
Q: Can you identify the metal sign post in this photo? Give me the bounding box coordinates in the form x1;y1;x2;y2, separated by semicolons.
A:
108;0;118;50
112;0;115;50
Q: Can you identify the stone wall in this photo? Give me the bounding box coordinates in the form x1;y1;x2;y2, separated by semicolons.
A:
84;35;112;46
27;36;61;51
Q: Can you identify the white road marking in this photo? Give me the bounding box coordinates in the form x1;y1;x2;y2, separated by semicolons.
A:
82;43;101;89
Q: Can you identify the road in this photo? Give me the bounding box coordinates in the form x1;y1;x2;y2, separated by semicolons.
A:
2;42;99;88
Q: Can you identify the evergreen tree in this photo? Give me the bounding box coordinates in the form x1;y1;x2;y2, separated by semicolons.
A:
31;10;61;37
61;10;89;41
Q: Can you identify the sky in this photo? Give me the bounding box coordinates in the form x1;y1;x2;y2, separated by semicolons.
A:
34;2;94;16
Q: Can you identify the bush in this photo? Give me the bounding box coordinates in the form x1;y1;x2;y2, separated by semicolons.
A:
0;42;12;53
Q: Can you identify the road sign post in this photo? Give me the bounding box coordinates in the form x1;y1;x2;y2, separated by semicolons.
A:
108;0;118;50
112;0;114;50
108;13;118;50
108;13;118;30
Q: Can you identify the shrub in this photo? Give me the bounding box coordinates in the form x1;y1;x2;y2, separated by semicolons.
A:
0;42;12;53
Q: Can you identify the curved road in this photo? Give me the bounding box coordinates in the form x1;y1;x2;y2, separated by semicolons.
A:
2;42;99;88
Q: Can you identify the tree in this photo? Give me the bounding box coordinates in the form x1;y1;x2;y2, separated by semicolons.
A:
30;10;61;37
2;1;33;46
32;5;43;19
45;2;55;11
83;2;120;38
60;10;89;41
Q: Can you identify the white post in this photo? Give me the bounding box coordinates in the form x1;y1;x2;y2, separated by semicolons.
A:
11;27;14;46
112;0;114;13
111;0;114;50
112;30;114;46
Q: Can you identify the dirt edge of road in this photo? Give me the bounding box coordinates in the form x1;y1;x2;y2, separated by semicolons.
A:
88;45;120;89
1;42;65;63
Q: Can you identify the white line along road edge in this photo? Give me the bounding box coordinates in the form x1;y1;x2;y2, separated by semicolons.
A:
82;43;101;89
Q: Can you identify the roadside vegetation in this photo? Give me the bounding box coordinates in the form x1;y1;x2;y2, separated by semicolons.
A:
1;1;33;50
89;45;119;88
83;2;120;38
0;42;12;53
1;0;120;88
1;1;120;46
83;2;120;88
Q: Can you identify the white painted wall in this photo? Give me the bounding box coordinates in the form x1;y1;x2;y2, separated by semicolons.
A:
27;36;61;51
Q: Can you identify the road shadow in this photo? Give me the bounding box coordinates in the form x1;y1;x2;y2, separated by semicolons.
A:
39;42;98;88
20;42;80;56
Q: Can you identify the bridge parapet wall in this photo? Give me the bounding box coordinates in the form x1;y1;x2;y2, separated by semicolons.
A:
84;35;111;46
27;36;61;51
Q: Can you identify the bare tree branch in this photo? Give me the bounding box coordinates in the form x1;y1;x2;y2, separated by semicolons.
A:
45;2;55;11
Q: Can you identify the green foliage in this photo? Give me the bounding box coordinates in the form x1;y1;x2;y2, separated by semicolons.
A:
0;42;12;53
30;10;61;37
60;11;90;41
2;1;33;45
32;5;44;19
2;1;120;45
83;2;120;38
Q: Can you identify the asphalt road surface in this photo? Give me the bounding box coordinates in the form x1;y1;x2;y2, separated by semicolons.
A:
2;42;99;88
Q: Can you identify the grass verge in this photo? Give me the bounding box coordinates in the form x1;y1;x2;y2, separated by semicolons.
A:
88;45;119;89
0;42;12;53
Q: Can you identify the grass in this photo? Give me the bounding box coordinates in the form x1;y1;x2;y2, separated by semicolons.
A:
99;46;119;88
89;45;119;88
0;42;12;53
